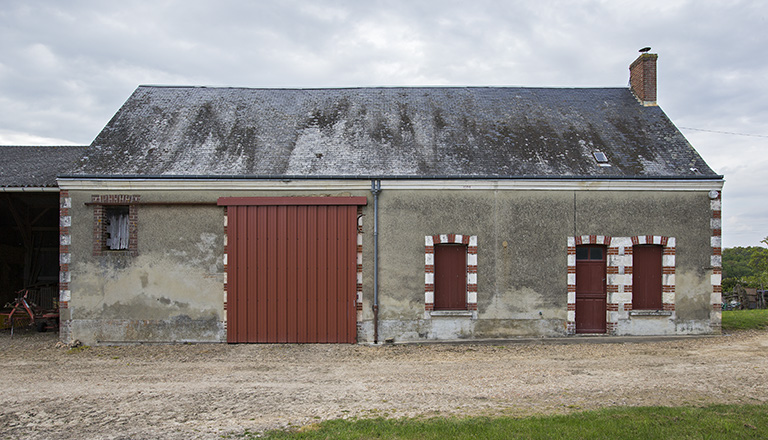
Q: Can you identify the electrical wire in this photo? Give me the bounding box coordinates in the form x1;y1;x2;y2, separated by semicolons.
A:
678;127;768;138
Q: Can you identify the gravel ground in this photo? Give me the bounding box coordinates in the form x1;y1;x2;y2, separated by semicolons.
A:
1;329;767;439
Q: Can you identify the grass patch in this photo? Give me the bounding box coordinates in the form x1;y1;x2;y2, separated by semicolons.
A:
722;309;768;331
243;404;768;439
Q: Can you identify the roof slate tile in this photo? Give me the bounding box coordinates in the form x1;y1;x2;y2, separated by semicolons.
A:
71;86;718;179
0;146;88;187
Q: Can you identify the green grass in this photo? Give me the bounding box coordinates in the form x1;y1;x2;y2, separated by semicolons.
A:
237;404;768;439
722;309;768;331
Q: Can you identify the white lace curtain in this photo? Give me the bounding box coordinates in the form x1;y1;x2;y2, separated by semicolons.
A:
106;210;129;250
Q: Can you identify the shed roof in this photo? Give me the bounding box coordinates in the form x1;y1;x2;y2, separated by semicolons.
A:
0;146;88;188
72;85;719;179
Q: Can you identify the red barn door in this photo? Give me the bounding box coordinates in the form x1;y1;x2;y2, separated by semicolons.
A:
219;197;366;343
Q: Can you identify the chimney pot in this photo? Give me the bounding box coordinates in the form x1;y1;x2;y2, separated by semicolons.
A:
629;52;658;106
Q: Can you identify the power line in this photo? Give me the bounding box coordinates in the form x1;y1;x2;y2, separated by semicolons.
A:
678;126;768;138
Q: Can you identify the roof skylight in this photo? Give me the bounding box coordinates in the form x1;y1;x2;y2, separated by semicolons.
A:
593;151;608;163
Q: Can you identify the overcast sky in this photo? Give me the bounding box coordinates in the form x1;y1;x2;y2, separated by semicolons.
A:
1;0;766;247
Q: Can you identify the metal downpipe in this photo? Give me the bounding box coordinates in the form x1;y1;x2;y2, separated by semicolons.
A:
371;179;381;344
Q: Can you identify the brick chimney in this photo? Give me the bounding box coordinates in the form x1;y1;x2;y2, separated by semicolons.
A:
629;52;658;106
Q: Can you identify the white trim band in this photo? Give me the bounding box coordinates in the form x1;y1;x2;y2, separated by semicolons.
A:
58;178;725;192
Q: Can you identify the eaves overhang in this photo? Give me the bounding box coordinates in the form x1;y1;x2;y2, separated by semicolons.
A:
57;175;724;192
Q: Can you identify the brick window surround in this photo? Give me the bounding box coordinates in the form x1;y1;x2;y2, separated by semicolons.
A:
425;234;477;314
566;235;676;335
92;195;140;256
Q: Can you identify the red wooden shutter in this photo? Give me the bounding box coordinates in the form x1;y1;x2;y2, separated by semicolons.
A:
434;244;467;310
633;245;663;310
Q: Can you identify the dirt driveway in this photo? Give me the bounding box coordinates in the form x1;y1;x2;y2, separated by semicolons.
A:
2;330;768;439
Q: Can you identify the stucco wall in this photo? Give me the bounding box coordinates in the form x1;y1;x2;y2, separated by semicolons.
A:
63;191;228;344
61;185;719;345
62;189;370;344
363;189;717;342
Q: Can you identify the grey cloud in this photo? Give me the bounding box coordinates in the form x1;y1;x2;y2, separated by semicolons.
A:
1;0;765;245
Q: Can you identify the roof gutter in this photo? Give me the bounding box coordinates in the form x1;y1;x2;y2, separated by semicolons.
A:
0;187;60;192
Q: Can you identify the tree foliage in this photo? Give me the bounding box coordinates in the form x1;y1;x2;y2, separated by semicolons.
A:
722;238;768;292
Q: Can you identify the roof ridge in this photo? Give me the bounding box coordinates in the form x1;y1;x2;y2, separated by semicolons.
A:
136;84;631;92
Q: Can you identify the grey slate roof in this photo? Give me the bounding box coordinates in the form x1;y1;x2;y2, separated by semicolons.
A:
72;86;719;179
0;146;87;187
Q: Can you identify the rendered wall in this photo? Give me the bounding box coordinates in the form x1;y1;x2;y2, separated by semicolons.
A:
59;185;720;345
60;188;370;345
361;188;720;343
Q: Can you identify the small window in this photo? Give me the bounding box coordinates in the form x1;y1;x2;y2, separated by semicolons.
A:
576;245;604;261
105;206;130;250
92;195;139;256
593;151;608;163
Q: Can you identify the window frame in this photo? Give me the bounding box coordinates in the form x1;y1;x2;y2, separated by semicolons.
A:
92;195;140;256
433;243;468;310
424;234;477;317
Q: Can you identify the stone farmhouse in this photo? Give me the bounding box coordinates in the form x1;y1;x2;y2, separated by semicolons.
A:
1;52;724;344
